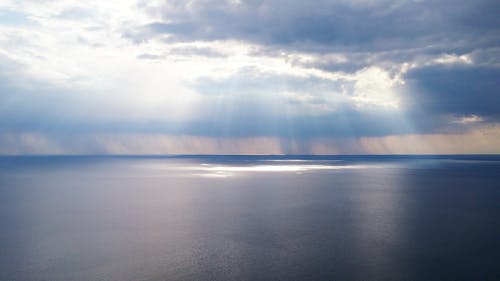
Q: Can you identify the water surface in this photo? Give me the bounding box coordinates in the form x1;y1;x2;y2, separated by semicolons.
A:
0;155;499;280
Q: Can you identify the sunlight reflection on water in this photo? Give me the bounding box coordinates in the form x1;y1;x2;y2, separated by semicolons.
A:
190;163;377;178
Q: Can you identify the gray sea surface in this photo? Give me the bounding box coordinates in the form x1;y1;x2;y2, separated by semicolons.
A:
0;155;499;281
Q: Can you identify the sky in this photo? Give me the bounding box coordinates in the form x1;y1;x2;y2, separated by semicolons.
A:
0;0;499;154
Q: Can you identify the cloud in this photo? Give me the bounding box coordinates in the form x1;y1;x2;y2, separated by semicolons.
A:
452;115;484;125
0;0;499;154
406;65;500;119
127;0;500;134
134;0;500;52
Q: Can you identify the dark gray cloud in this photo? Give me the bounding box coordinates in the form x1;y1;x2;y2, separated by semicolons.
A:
406;65;500;118
131;0;500;76
133;0;500;53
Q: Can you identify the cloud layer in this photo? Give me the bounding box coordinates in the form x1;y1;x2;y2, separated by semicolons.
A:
0;0;499;153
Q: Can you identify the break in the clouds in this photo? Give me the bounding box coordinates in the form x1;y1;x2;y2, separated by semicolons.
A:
0;0;499;154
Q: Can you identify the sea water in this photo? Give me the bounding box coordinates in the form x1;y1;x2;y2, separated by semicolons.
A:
0;155;499;280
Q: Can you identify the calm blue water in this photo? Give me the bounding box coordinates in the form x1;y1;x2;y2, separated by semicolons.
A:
0;155;499;281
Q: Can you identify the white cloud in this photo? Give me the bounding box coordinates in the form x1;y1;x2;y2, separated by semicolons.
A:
432;54;473;65
452;114;484;124
351;67;402;109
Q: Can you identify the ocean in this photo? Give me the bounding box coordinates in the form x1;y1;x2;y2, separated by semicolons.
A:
0;155;499;280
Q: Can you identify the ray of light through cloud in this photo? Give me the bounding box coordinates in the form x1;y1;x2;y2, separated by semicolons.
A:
0;0;499;154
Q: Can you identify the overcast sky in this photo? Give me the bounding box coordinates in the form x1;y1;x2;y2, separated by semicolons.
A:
0;0;499;154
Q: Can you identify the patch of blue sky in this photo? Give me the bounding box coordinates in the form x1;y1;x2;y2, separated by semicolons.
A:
0;9;34;26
